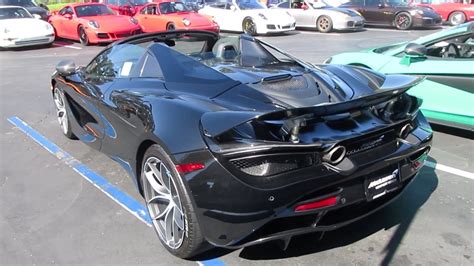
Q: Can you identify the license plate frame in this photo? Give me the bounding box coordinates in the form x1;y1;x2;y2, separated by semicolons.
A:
364;166;401;201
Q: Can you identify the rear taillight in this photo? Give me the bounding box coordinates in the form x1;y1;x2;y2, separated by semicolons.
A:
176;163;205;174
294;196;338;212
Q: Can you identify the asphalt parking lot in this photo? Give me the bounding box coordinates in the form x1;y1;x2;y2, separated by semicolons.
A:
1;26;473;265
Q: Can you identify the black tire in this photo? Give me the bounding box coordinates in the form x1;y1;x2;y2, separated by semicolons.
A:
394;12;412;30
141;145;206;258
242;17;257;36
78;26;90;46
316;15;333;33
167;23;176;31
448;11;466;26
52;86;76;139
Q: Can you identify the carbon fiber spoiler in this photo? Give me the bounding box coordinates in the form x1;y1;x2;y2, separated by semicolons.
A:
201;75;423;138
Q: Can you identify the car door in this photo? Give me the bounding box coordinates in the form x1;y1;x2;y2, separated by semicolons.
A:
282;0;312;27
52;6;74;39
98;45;165;162
204;1;237;31
363;0;392;24
136;4;162;32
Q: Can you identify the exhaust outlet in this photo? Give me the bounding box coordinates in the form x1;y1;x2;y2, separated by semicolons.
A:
399;123;414;139
323;145;346;165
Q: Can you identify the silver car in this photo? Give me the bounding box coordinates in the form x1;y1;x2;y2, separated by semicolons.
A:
271;0;364;33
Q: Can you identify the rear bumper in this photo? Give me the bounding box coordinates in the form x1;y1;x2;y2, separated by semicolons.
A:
176;113;433;248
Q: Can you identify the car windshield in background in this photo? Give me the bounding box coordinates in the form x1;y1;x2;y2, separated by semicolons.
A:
0;7;32;19
309;0;330;8
117;0;148;6
0;0;37;7
159;2;190;14
387;0;410;6
236;0;266;10
75;4;115;17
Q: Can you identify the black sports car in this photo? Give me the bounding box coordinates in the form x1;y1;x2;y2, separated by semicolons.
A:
340;0;442;30
51;31;433;258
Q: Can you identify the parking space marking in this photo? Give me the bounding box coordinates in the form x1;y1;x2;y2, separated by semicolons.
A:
424;161;474;180
53;42;82;50
7;116;226;265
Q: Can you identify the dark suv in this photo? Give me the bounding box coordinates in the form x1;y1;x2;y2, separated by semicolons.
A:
341;0;442;30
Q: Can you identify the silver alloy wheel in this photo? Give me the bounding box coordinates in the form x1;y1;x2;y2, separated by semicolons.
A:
143;157;185;249
53;88;69;135
449;12;466;25
318;18;329;31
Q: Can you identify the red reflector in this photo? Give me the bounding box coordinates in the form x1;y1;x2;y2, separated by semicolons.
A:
294;196;338;212
176;163;205;174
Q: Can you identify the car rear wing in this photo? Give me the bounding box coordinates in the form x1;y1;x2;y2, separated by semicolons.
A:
201;75;424;140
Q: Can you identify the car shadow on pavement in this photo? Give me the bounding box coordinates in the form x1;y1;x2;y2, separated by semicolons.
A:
236;157;439;264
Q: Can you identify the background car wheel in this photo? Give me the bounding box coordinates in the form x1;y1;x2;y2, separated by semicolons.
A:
316;16;333;33
394;12;412;30
141;145;206;258
242;17;257;36
78;26;90;46
167;23;176;31
53;87;76;139
448;11;466;26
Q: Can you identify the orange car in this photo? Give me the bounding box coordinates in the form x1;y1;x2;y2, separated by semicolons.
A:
49;3;142;45
134;1;219;33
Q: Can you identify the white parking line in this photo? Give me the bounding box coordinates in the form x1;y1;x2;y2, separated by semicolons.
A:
53;43;82;50
425;161;474;180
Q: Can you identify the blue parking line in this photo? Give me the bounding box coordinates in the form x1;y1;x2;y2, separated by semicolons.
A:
7;116;226;265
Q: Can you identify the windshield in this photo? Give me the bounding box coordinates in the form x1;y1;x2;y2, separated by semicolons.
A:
387;0;410;6
0;7;32;19
308;0;330;8
236;0;266;10
75;4;115;17
118;0;148;6
159;2;190;14
0;0;37;7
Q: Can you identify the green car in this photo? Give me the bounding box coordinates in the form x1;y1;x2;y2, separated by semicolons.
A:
326;22;474;131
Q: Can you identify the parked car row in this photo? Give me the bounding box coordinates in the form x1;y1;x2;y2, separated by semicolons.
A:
1;0;473;48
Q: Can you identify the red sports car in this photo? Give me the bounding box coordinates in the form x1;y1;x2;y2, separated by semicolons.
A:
49;3;142;45
134;1;219;33
411;0;474;25
103;0;149;16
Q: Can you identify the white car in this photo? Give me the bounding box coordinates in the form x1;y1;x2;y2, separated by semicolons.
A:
199;0;296;35
272;0;364;33
0;6;54;48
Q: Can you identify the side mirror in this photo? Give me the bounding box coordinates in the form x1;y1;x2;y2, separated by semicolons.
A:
378;3;385;8
56;60;77;76
33;13;41;19
64;13;73;19
230;5;237;11
400;43;427;65
404;43;427;57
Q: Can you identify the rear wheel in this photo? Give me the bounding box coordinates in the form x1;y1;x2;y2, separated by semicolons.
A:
141;145;206;258
167;23;176;31
448;11;466;26
78;26;90;46
394;12;412;30
316;16;333;33
242;18;257;36
53;87;76;139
